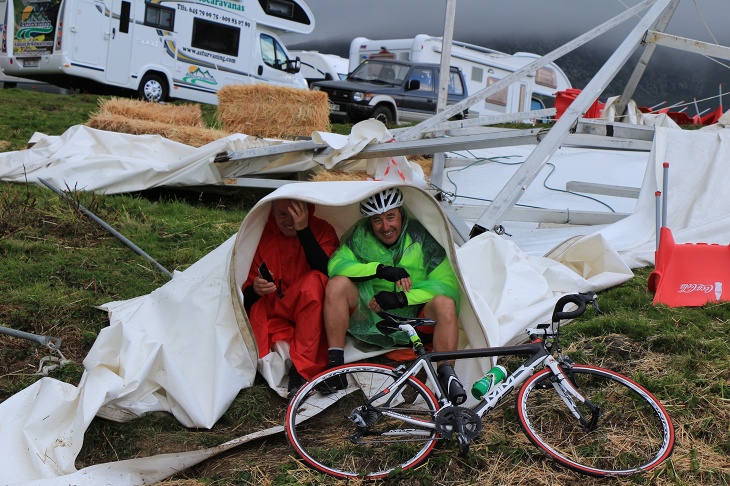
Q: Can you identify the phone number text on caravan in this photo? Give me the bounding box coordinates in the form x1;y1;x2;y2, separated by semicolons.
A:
177;3;249;26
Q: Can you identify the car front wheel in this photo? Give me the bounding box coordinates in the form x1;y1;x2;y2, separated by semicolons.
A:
371;105;394;126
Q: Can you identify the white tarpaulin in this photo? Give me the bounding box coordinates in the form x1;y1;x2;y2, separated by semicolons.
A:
3;115;730;484
0;177;632;485
443;115;730;266
0;120;426;193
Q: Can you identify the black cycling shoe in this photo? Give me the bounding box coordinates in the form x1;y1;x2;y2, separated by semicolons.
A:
315;348;347;394
287;365;306;399
437;363;467;405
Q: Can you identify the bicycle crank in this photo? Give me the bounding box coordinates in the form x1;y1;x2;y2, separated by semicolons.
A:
434;406;482;442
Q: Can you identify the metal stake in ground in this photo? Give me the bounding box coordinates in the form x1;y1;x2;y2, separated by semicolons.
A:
38;178;174;279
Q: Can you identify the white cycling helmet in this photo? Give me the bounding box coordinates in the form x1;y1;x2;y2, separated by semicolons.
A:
360;187;404;216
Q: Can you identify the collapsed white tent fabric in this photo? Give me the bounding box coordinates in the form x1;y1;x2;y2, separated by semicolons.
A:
0;120;425;193
13;116;730;484
443;119;730;265
0;179;632;485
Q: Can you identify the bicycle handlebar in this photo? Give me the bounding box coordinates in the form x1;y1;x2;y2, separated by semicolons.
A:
552;292;600;323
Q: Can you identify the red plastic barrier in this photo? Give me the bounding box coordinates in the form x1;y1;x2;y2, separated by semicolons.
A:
699;106;723;125
648;227;730;307
554;89;604;120
666;111;694;125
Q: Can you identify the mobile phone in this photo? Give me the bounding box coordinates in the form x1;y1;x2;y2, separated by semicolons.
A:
258;261;274;283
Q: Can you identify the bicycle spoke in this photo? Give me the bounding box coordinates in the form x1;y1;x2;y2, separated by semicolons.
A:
517;365;674;477
286;364;440;479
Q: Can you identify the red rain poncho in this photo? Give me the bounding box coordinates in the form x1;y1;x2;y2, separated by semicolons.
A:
244;205;338;379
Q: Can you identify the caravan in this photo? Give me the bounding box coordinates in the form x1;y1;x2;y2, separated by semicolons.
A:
289;50;348;86
0;0;313;104
350;34;572;118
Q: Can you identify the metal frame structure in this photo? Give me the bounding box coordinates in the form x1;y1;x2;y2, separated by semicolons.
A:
218;0;730;242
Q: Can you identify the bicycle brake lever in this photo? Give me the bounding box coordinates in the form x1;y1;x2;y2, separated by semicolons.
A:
591;299;603;315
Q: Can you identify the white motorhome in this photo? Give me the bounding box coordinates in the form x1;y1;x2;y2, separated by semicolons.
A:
350;34;572;118
0;0;313;104
289;50;347;85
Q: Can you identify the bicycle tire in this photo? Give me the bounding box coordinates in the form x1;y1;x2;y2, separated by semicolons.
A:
517;364;674;477
286;363;440;480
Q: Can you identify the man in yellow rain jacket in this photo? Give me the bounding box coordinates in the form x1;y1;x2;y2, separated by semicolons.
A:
322;187;466;404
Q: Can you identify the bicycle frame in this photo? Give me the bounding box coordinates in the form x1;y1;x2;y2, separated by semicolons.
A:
362;343;543;427
364;338;598;435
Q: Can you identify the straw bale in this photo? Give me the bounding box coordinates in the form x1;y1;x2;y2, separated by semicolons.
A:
409;156;432;179
216;84;330;139
309;156;431;183
86;113;230;147
309;169;368;182
94;97;203;126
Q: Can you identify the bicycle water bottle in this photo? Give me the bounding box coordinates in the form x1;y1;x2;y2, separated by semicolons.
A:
471;365;507;400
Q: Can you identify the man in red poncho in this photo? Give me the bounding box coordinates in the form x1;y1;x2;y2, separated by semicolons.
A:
242;199;339;397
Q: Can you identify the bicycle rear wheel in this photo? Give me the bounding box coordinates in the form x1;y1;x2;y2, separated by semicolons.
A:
517;364;674;477
286;363;440;480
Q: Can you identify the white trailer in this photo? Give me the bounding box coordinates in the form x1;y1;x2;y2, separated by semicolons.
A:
289;50;348;85
0;0;313;104
350;34;572;118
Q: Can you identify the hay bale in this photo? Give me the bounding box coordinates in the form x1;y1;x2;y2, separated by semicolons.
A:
86;113;230;147
217;84;330;139
93;97;204;126
309;169;368;182
309;156;432;183
409;156;432;179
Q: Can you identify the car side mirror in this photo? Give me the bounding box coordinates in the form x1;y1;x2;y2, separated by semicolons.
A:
284;57;302;74
406;79;420;91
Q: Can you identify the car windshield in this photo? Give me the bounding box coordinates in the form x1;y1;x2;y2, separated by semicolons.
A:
348;61;409;85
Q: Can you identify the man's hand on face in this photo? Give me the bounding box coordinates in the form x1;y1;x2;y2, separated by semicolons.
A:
253;275;278;296
288;200;309;231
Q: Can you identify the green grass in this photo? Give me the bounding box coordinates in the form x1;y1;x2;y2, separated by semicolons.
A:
0;88;101;151
0;89;728;485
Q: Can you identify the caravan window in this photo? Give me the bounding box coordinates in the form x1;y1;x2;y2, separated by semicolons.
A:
536;67;558;89
485;76;508;106
192;18;239;57
144;4;175;30
260;33;290;70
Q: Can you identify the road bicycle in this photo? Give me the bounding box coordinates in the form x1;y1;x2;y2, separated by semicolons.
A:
285;293;675;480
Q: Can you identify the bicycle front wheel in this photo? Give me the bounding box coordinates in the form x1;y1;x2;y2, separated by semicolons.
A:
517;364;674;477
286;363;440;480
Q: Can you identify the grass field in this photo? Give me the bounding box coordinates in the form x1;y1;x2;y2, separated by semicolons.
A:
0;89;728;485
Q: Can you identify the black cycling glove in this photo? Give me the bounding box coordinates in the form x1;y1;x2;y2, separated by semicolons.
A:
374;291;408;310
376;264;410;282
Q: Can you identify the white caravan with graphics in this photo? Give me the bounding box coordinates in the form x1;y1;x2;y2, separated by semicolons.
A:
0;0;313;103
350;34;572;118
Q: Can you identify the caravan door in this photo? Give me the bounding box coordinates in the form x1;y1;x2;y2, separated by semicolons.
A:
71;0;105;64
105;0;134;84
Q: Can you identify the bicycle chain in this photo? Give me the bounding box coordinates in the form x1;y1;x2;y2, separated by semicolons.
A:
434;406;482;441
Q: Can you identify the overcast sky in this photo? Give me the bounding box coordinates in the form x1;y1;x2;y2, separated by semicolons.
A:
284;0;730;48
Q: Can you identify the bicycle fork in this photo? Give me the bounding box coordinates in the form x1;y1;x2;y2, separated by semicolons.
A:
545;358;600;430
